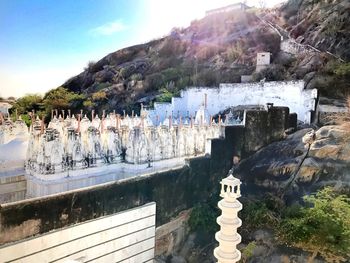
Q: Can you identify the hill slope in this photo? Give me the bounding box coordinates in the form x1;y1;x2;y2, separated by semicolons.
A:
57;0;350;115
61;9;280;113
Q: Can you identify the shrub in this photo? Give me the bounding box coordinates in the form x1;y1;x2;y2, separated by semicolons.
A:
241;241;257;263
194;69;219;87
240;200;279;230
334;63;350;78
83;99;95;110
177;76;192;90
156;88;173;103
145;73;164;91
252;65;286;81
277;187;350;262
161;67;183;83
130;73;143;82
188;203;219;233
227;41;247;62
85;61;96;72
92;91;107;101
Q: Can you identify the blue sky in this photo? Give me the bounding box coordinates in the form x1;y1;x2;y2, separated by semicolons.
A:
0;0;285;98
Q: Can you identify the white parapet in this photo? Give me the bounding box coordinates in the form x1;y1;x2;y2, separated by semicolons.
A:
214;174;242;263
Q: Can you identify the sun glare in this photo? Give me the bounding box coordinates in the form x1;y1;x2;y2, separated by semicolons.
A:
141;0;285;41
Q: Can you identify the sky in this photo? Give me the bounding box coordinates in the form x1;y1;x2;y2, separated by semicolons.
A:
0;0;285;98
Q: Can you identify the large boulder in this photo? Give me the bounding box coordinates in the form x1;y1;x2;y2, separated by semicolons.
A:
235;124;350;199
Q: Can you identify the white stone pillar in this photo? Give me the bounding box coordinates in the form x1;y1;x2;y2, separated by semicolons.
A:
214;174;242;263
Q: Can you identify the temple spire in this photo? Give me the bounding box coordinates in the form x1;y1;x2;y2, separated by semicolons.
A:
214;172;242;263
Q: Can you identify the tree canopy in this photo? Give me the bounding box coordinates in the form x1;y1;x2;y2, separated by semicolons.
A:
43;87;85;114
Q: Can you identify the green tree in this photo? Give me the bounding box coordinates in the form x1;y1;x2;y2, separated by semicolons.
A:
278;187;350;263
11;94;43;114
43;87;84;117
10;94;44;125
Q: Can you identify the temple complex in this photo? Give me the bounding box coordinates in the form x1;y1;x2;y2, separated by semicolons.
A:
0;80;315;199
25;107;232;180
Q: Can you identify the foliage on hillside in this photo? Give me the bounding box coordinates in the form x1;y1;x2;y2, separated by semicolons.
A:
278;187;350;262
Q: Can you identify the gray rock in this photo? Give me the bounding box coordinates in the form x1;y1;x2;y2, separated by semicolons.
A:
253;229;273;247
170;255;186;263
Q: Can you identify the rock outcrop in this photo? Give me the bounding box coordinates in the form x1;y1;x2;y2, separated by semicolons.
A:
235;124;350;199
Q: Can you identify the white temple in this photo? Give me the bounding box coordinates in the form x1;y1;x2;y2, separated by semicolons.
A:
24;107;233;180
214;173;242;263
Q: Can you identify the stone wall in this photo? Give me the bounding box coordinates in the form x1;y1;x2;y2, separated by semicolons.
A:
146;80;317;124
0;203;155;262
244;107;289;154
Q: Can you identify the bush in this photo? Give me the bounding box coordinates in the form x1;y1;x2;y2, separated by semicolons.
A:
92;91;107;101
43;87;84;117
145;73;164;91
83;99;95;110
161;67;183;83
188;203;219;233
156;88;174;103
241;241;257;263
194;69;219;87
252;65;286;81
85;61;96;72
240;200;279;230
130;73;143;82
334;63;350;78
277;187;350;262
227;41;247;62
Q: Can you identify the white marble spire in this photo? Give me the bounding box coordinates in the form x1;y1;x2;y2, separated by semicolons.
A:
214;173;242;263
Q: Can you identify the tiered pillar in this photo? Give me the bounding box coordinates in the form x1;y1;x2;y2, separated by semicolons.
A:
214;174;242;263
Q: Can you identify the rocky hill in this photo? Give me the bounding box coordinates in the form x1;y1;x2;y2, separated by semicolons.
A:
15;0;347;118
61;9;281;114
278;0;350;61
263;0;350;97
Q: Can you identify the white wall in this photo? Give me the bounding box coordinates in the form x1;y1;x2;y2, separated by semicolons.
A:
146;80;317;124
0;202;156;263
